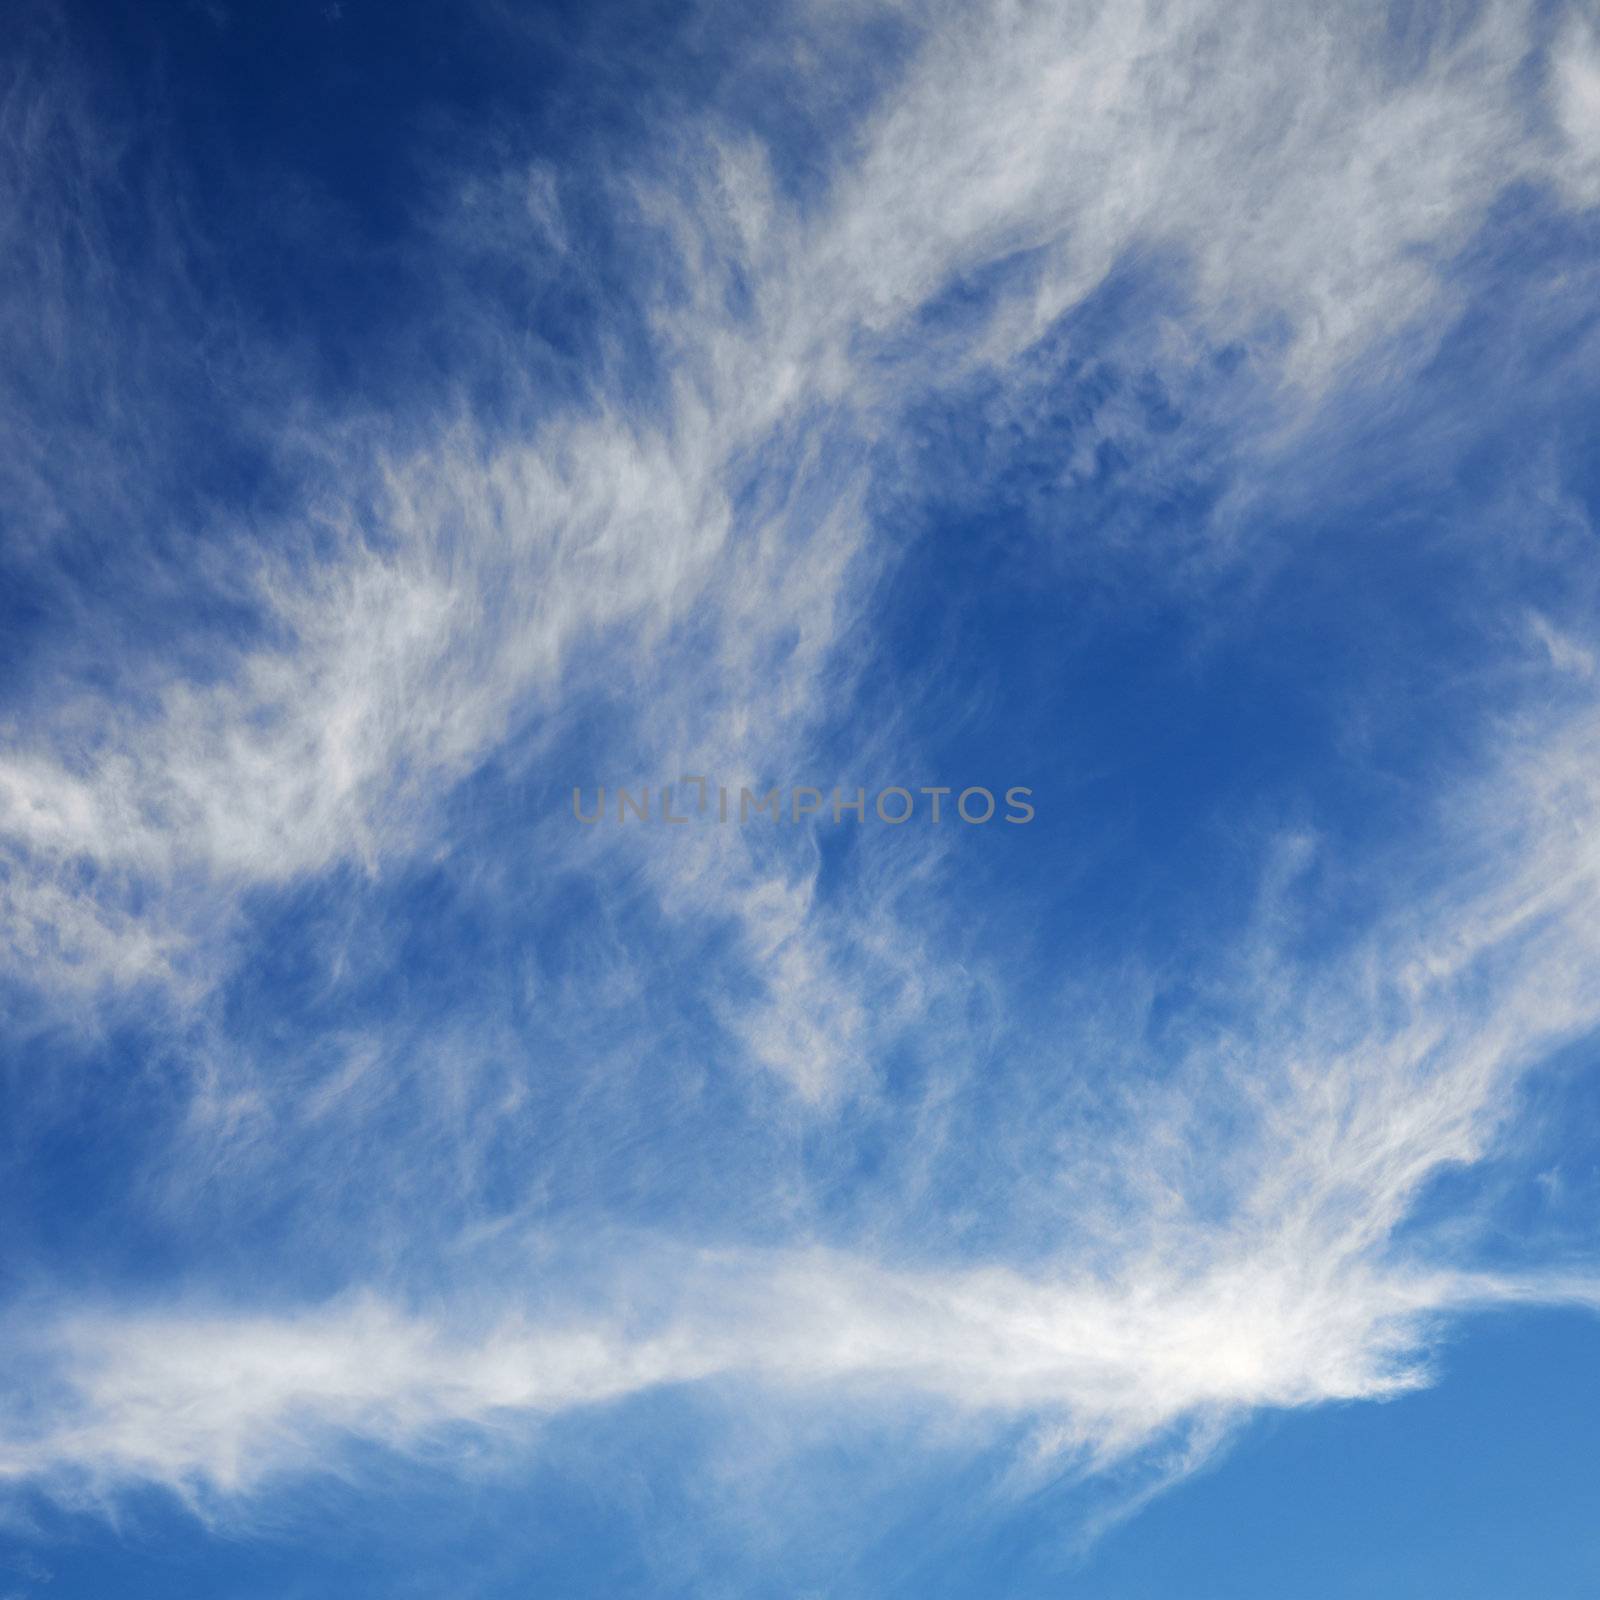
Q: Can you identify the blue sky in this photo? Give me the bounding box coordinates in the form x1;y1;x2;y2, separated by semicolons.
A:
2;0;1600;1593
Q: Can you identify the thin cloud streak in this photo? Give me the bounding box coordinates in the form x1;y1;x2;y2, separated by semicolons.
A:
4;699;1599;1506
3;0;1589;1022
1;0;1598;1554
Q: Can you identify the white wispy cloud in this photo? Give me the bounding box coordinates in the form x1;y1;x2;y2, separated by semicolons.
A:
1552;9;1600;208
2;0;1599;1555
5;0;1590;1021
5;697;1599;1512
